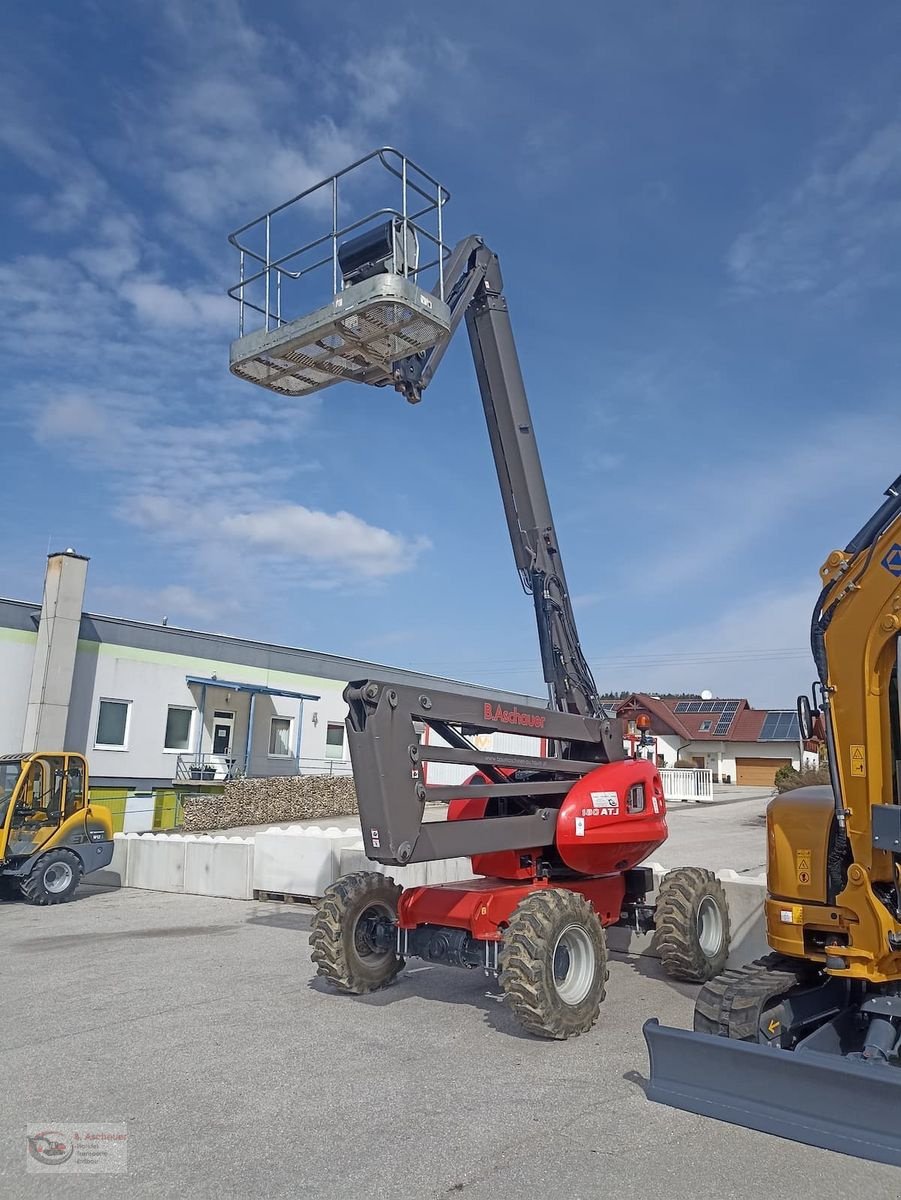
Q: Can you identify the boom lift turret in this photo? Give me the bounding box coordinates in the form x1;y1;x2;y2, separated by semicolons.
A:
227;149;731;1038
646;475;901;1166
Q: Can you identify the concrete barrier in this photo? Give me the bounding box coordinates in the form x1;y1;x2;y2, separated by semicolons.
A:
90;831;130;888
714;868;770;965
125;833;187;894
337;844;476;890
185;835;254;901
89;832;769;965
253;826;363;897
605;863;767;968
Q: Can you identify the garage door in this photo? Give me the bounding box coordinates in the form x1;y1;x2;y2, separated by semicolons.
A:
735;757;791;787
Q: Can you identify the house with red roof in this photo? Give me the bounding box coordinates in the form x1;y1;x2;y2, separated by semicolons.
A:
616;693;819;787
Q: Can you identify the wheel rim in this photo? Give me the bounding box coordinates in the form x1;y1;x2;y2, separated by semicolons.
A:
352;902;393;964
43;862;73;894
552;923;596;1005
696;895;724;957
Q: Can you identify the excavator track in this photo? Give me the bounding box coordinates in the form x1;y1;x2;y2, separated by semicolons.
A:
693;954;815;1043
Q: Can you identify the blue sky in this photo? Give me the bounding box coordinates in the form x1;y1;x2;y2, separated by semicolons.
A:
2;1;901;706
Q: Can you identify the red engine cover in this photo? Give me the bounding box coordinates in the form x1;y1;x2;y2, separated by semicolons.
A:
555;759;667;875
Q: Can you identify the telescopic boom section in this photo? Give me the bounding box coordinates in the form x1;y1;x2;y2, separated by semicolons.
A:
396;239;607;723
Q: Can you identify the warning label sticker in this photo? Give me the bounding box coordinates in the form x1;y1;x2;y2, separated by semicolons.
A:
590;792;619;815
796;848;811;886
575;816;585;837
850;745;866;777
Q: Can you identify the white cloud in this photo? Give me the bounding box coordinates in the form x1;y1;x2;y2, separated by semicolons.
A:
727;115;901;300
222;505;430;579
345;47;422;120
30;387;428;590
120;278;233;327
90;583;234;627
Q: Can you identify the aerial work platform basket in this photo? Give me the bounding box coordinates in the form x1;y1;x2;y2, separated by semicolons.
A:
227;148;451;398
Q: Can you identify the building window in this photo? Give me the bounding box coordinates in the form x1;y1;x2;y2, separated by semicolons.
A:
325;722;345;760
699;720;712;732
95;699;131;749
269;717;293;757
164;706;194;752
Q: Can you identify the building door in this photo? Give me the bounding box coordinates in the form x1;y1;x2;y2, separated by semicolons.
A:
692;756;705;770
735;757;791;787
212;711;234;757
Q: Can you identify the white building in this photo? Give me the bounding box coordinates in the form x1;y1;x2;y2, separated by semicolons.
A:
0;551;546;830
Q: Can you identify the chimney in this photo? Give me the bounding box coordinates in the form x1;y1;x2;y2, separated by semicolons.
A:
22;550;89;752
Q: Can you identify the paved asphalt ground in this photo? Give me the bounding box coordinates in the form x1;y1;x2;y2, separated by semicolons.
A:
4;883;901;1200
655;791;771;874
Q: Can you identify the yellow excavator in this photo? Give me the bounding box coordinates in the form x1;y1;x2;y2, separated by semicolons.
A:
645;474;901;1166
0;751;113;904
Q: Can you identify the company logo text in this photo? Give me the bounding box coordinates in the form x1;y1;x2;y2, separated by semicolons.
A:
483;702;546;730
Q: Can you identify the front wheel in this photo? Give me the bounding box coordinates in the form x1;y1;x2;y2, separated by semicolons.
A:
309;871;404;994
19;849;82;906
499;888;608;1040
654;866;730;982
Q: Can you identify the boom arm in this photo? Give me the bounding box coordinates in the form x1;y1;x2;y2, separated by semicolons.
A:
392;239;607;724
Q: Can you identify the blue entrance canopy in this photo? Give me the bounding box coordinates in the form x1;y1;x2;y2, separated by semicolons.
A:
185;675;320;702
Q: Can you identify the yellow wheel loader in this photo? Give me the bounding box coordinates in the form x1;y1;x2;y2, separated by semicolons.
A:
645;474;901;1165
0;752;113;905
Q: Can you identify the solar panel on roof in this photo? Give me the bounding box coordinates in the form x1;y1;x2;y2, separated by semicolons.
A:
714;700;741;736
760;711;800;741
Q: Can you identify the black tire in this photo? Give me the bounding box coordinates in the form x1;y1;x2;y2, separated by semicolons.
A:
498;889;608;1040
654;866;730;982
309;871;404;994
19;848;82;906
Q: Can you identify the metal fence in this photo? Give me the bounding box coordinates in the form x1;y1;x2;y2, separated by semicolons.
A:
659;768;714;803
174;754;353;782
227;147;450;337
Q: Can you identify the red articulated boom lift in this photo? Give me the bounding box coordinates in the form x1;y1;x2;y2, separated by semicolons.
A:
227;149;731;1038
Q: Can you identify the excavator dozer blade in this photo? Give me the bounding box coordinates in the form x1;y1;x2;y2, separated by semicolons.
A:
644;1019;901;1167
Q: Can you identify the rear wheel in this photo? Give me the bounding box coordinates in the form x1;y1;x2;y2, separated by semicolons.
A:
499;888;608;1040
19;849;82;906
309;871;404;994
654;866;730;982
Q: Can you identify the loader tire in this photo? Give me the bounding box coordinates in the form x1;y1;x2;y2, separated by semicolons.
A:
693;953;817;1043
654;867;730;982
309;871;404;994
19;849;82;906
499;889;608;1040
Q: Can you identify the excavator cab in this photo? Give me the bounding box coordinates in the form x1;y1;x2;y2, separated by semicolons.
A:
0;752;113;905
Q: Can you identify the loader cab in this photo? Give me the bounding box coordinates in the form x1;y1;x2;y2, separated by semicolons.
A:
0;753;86;861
